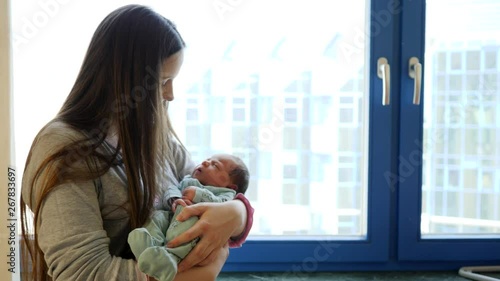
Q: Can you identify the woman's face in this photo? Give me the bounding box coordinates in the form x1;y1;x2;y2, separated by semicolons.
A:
160;50;184;101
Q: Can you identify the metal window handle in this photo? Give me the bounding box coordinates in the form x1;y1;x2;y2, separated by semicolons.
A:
377;57;390;106
409;57;422;105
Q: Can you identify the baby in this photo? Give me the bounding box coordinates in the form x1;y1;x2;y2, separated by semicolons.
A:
128;153;249;281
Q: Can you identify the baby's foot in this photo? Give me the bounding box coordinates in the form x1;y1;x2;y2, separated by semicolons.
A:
138;246;178;281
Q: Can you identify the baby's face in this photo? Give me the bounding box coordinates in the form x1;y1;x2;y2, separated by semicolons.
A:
192;154;236;188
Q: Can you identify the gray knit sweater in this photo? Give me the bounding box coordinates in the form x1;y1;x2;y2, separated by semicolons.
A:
22;120;194;280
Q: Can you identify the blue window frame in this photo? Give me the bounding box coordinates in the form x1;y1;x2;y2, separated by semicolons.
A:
224;0;500;272
398;0;500;263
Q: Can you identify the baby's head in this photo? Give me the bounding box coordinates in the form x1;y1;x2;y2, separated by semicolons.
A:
191;154;249;194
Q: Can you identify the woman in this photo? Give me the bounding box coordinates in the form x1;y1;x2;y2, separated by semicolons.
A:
20;4;253;281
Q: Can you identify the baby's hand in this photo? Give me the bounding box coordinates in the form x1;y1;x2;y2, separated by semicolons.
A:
172;198;192;212
182;186;198;202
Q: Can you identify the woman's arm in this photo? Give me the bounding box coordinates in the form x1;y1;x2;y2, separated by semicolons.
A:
22;127;149;280
166;199;251;272
34;180;149;280
148;245;229;281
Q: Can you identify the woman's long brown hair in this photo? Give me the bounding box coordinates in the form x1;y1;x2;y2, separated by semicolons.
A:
20;5;185;280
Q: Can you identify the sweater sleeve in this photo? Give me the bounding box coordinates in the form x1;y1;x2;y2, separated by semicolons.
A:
162;141;196;208
228;193;254;248
192;187;236;203
172;140;195;182
37;181;148;281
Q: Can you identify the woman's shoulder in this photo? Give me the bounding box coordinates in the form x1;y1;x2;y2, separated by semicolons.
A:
22;119;88;209
33;119;86;150
24;119;88;178
39;119;84;139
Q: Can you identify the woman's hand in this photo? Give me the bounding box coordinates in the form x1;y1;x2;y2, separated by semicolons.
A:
166;200;246;272
173;244;229;281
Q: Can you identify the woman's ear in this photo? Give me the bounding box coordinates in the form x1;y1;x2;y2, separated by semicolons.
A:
228;184;238;191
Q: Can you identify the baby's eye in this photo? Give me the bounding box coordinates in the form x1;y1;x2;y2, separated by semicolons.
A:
161;79;170;86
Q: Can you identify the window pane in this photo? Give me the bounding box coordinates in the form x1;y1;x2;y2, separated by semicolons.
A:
170;0;370;237
423;0;500;236
186;108;198;121
233;108;245;122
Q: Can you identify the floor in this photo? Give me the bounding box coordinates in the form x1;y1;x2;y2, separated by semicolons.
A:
218;271;500;281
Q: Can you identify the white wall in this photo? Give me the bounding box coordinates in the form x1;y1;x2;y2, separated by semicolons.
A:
0;0;16;279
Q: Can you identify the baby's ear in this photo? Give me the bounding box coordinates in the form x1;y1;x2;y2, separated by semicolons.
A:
228;184;238;191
